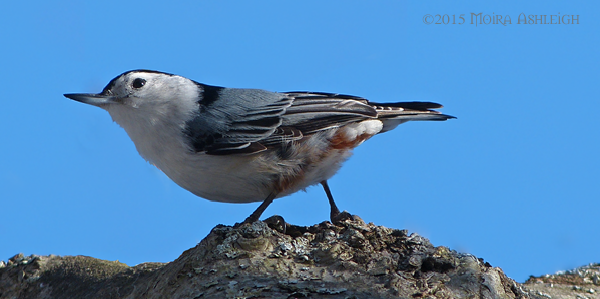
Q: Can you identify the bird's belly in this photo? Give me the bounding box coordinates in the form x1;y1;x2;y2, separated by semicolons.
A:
161;154;276;204
156;144;351;204
149;120;382;204
277;147;353;197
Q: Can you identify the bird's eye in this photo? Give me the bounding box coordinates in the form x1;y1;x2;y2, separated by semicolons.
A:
132;78;146;89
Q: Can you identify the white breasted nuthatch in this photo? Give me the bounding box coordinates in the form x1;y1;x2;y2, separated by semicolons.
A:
65;70;454;224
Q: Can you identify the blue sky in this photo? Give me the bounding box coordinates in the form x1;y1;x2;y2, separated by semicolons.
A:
1;1;597;283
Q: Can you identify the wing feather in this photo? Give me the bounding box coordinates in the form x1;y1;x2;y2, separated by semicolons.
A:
184;86;292;154
183;87;453;155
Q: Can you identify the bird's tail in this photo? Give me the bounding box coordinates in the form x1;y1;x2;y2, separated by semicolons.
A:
369;101;456;133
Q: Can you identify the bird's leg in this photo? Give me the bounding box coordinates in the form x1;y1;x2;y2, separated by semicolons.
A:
241;192;278;224
321;180;341;222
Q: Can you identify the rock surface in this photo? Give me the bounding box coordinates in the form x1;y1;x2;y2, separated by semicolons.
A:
0;215;586;299
523;263;600;299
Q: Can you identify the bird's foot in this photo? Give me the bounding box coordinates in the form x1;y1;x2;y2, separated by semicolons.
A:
263;215;286;234
234;214;260;228
331;210;359;225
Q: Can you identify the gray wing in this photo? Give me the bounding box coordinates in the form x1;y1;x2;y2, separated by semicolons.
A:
281;92;377;133
184;85;293;155
183;87;377;155
184;87;453;155
259;92;379;146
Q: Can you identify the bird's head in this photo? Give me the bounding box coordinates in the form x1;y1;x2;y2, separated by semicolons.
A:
65;70;200;130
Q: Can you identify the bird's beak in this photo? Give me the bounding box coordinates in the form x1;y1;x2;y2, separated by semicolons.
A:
63;93;118;107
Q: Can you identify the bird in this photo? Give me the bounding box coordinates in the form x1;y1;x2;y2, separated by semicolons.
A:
64;70;454;224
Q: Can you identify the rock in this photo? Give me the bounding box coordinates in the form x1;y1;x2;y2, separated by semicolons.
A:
523;263;600;299
1;216;530;298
